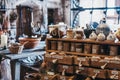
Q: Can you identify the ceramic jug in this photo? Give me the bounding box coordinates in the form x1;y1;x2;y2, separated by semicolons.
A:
107;31;116;42
89;31;97;40
97;31;106;41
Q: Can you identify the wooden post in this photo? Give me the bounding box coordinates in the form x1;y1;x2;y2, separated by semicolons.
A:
43;0;48;32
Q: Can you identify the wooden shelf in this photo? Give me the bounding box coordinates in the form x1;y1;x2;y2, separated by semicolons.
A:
45;38;120;80
46;38;120;46
46;50;116;58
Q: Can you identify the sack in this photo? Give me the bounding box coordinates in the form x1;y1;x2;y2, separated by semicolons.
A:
0;58;12;80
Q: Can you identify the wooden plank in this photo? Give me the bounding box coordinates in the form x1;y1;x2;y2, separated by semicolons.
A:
1;51;45;60
46;38;120;46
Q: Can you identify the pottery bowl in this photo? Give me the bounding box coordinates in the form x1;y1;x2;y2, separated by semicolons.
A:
19;38;40;49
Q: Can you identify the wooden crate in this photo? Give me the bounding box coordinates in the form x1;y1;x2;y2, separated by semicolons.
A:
107;70;120;80
88;68;107;79
57;64;75;74
74;56;90;67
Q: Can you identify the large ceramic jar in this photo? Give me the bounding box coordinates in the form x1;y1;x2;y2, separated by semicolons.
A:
96;23;110;37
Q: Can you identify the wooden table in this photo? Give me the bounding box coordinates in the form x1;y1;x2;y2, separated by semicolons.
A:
0;42;45;80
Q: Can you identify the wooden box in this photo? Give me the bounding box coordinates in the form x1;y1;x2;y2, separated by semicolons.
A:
50;41;57;50
44;53;74;65
75;43;83;53
71;43;76;52
53;54;74;65
74;56;90;67
107;70;120;80
91;57;120;70
88;68;107;79
63;42;70;51
84;44;92;54
75;66;89;76
99;45;109;55
57;64;75;74
105;59;120;70
92;44;100;54
57;41;63;51
90;57;107;69
109;46;118;56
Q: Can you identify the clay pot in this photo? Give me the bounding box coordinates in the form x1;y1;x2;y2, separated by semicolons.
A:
19;38;40;49
75;30;84;39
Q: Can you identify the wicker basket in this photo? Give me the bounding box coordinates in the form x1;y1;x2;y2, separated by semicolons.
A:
8;43;24;54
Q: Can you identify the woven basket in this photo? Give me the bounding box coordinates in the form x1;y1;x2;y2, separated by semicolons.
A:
9;43;24;54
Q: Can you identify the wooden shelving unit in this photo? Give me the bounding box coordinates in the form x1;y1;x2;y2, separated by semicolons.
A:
45;38;120;80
